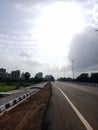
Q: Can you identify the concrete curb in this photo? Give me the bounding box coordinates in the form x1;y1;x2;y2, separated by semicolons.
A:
0;89;37;113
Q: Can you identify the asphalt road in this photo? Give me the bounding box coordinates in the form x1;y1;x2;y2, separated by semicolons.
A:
44;81;98;130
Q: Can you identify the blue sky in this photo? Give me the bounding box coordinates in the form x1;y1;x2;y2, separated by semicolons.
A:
0;0;98;78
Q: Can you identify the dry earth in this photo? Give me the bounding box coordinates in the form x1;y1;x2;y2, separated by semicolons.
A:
0;82;51;130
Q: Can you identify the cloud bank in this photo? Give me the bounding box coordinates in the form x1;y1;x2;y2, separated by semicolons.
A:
1;0;98;78
69;26;98;72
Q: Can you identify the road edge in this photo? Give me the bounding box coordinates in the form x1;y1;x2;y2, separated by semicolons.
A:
41;82;52;130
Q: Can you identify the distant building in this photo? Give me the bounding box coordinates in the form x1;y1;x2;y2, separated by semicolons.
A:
0;68;6;80
21;73;25;80
6;73;12;80
11;70;20;81
44;75;54;81
0;68;6;73
35;72;43;78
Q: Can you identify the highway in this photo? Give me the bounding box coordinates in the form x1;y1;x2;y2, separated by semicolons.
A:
44;81;98;130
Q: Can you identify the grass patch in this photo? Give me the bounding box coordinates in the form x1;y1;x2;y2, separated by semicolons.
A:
16;82;33;88
0;85;17;92
0;82;33;92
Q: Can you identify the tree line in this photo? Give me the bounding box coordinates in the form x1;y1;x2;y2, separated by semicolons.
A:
76;72;98;83
58;72;98;83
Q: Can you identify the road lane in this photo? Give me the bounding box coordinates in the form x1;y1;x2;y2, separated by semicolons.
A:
63;82;98;96
44;82;98;130
56;86;93;130
56;82;98;130
44;82;87;130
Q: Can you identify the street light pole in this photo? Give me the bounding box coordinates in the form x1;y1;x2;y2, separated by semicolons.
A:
72;60;74;80
64;67;65;78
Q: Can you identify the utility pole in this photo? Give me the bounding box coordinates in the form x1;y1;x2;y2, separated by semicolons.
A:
72;60;74;79
57;71;58;80
64;67;65;78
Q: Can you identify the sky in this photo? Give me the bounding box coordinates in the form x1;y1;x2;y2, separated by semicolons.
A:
0;0;98;78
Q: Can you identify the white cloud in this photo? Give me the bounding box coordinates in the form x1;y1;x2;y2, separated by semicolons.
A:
1;0;98;78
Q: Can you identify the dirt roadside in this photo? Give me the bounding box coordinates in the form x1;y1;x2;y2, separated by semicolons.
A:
0;82;52;130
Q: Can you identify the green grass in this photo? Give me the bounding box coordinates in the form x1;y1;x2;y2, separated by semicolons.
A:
0;85;17;92
0;82;33;92
0;82;19;92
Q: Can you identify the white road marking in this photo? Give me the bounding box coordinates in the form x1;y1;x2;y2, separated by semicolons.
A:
56;85;94;130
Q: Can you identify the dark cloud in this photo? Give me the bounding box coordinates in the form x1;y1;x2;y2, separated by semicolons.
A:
69;26;98;72
20;51;32;58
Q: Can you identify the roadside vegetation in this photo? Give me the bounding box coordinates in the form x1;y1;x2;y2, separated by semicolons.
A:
58;72;98;83
0;83;17;92
0;72;55;92
0;82;33;92
0;78;54;92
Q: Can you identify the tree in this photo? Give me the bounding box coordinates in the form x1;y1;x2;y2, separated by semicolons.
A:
24;72;31;80
57;77;72;82
76;73;89;82
90;73;98;83
44;75;55;81
34;77;44;83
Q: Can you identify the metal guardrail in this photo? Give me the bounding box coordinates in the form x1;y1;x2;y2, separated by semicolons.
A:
70;82;98;88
